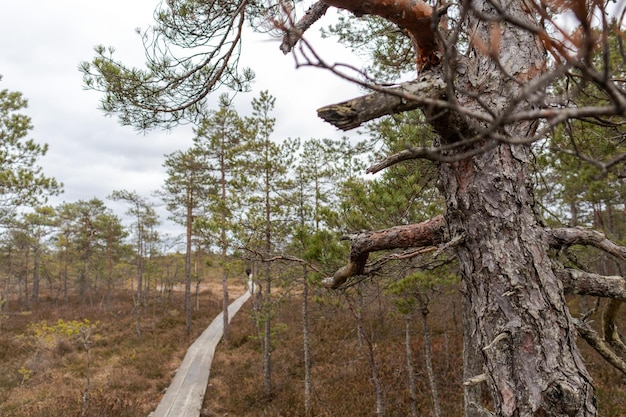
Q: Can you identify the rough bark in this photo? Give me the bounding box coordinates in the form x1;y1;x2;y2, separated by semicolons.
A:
317;71;446;131
435;1;596;413
440;143;596;416
322;215;445;288
463;295;491;417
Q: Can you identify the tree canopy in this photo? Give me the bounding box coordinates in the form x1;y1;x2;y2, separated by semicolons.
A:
0;76;62;225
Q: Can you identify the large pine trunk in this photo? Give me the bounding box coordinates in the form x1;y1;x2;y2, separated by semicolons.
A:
440;144;596;416
435;1;597;415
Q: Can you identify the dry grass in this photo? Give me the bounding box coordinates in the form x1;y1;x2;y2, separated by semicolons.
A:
0;282;231;417
204;289;466;416
2;281;625;417
204;289;626;417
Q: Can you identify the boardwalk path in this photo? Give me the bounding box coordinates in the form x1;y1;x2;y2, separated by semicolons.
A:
149;290;251;417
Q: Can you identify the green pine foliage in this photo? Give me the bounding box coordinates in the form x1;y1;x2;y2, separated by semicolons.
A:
0;76;62;224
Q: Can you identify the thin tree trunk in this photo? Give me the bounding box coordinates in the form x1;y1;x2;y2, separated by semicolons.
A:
404;316;419;417
220;133;230;343
24;259;30;310
346;293;385;417
418;303;441;417
184;201;192;336
302;265;312;417
263;157;273;398
263;262;272;398
62;249;68;304
222;269;229;342
136;250;143;338
32;249;40;303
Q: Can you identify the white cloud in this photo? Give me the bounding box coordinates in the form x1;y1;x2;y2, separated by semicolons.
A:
0;0;363;237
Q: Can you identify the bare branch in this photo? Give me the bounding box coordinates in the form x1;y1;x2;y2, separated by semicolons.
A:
240;247;324;275
574;318;626;375
364;246;441;275
280;1;330;54
366;140;499;173
317;69;447;130
556;268;626;302
547;227;626;261
603;300;626;359
322;215;446;288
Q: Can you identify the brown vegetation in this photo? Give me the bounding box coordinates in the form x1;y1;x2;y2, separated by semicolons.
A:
205;284;626;416
0;282;229;417
1;279;625;416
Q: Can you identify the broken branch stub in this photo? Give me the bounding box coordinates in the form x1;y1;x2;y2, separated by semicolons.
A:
317;71;447;130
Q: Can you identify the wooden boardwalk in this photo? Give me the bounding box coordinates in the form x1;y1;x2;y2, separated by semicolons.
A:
149;291;251;417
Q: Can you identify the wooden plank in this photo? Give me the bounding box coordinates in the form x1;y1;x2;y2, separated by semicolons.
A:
150;291;251;417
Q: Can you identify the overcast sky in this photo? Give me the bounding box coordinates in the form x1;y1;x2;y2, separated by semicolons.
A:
0;0;362;237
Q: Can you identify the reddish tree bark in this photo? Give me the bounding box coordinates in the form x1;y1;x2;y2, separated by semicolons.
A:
313;0;603;415
321;0;440;68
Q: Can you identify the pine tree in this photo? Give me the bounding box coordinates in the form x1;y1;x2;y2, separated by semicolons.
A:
193;94;243;342
0;76;62;225
160;150;214;335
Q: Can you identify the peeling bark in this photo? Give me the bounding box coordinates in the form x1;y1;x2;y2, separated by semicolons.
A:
434;0;597;414
323;215;446;288
439;134;596;415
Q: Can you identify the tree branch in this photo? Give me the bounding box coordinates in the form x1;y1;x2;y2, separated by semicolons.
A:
574;318;626;375
317;70;447;131
322;215;446;288
280;1;330;54
603;299;626;359
556;268;626;301
547;226;626;260
321;0;440;68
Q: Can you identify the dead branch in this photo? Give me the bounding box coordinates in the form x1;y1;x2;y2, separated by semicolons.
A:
556;268;626;301
366;140;499;173
574;318;626;375
317;70;447;130
280;1;330;54
547;226;626;260
363;246;441;276
603;300;626;358
322;215;446;288
240;247;324;275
